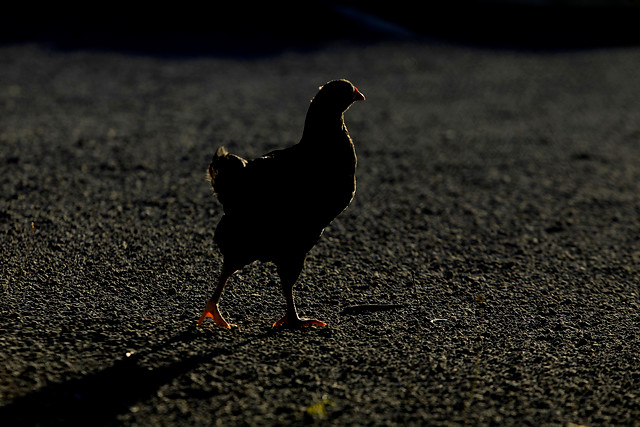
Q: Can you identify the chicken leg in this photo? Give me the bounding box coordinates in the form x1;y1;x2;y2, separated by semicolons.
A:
198;263;236;328
272;256;327;328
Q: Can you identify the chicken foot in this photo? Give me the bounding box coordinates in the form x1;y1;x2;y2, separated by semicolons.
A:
272;257;327;328
197;264;236;328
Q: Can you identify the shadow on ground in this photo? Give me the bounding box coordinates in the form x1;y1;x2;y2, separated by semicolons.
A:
0;328;214;425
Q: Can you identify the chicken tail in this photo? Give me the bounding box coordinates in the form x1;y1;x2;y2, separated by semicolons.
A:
208;146;248;206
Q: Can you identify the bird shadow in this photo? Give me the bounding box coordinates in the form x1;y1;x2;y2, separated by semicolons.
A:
0;317;335;426
0;327;226;426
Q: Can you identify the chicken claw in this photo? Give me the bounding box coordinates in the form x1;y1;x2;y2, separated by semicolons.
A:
197;300;234;329
272;315;327;328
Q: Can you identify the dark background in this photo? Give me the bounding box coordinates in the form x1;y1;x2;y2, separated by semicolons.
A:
3;2;640;53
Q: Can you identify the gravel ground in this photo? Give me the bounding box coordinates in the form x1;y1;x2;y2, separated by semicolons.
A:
1;15;640;425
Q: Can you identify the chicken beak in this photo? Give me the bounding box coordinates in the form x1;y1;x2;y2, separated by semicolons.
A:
353;87;365;102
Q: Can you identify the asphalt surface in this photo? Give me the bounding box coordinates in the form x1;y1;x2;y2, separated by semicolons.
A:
1;11;640;425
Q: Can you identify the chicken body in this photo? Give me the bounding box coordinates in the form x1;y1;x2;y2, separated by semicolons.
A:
198;79;364;328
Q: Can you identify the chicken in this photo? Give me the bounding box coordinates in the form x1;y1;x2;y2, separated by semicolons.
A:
197;79;365;329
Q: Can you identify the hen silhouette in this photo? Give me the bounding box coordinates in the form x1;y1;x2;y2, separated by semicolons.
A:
198;79;364;328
